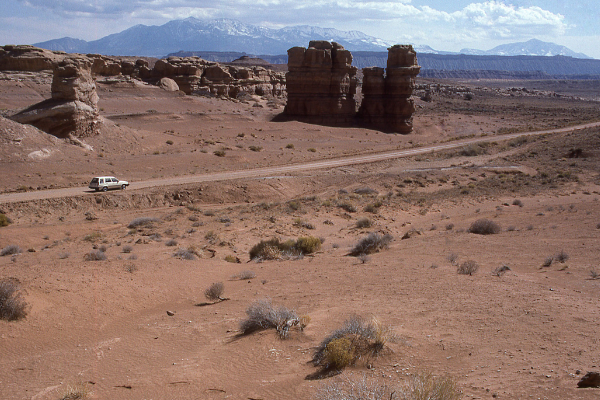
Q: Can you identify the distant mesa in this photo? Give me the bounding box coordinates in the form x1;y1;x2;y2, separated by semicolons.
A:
283;41;420;134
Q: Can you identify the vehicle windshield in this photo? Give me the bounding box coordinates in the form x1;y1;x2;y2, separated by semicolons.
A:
90;178;98;183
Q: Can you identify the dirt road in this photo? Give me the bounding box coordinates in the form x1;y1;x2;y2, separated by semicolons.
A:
1;121;599;204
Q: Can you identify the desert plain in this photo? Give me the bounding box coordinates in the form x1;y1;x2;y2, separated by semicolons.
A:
1;70;600;400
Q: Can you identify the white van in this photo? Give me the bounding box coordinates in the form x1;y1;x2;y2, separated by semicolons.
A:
89;176;129;192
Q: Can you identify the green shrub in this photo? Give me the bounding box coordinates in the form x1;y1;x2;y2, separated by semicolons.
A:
0;213;12;227
323;337;355;370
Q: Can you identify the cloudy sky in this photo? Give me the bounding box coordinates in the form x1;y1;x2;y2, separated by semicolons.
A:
1;0;598;58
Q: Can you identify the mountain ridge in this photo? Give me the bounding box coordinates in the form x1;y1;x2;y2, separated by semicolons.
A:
32;18;592;60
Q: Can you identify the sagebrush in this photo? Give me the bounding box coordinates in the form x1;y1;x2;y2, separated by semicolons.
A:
468;219;501;235
0;278;28;321
249;236;321;261
238;299;303;338
349;233;392;256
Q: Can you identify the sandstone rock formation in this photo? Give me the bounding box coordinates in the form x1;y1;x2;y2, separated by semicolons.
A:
284;41;357;122
358;45;420;133
10;57;100;138
0;45;64;72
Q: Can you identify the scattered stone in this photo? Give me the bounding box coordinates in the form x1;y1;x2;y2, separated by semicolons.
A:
166;310;176;316
158;77;179;92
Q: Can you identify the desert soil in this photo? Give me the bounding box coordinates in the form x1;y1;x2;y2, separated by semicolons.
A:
1;74;600;400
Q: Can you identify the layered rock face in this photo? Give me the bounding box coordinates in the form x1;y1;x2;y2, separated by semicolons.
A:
359;45;421;133
11;57;100;138
284;41;357;121
284;42;420;133
140;56;285;97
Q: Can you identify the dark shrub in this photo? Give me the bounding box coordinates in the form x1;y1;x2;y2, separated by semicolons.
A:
239;299;300;338
349;233;392;256
0;278;28;321
1;245;22;257
204;282;226;302
0;213;12;227
457;260;479;275
356;218;373;229
127;217;158;229
84;251;107;261
468;219;501;235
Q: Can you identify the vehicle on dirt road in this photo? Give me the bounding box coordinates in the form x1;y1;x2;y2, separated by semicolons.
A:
89;176;129;192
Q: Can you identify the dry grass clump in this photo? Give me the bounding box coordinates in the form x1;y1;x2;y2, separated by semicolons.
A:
312;316;394;373
204;282;228;302
492;265;511;277
238;299;303;338
1;245;22;257
338;202;357;213
356;217;373;229
349;233;392;256
468;218;501;235
59;383;91;400
457;260;479;275
555;250;569;263
0;278;28;321
354;187;378;195
173;247;197;260
122;245;133;253
318;372;461;400
83;250;107;261
231;270;256;280
249;236;321;261
165;239;178;247
127;217;159;229
0;213;12;227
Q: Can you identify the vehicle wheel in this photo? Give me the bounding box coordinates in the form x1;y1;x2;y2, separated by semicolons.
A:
121;184;126;190
102;186;108;192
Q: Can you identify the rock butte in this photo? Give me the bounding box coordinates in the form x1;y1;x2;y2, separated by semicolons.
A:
284;41;420;133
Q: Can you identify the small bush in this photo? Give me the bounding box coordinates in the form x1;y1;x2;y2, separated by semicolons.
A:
468;219;501;235
84;251;107;261
0;278;28;321
555;250;569;263
542;256;553;267
127;217;158;229
312;316;393;372
354;187;378;195
0;213;12;227
165;239;178;247
400;372;462;400
1;245;22;257
239;299;300;338
224;255;241;263
173;248;196;260
308;148;317;152
338;202;357;213
356;218;373;229
214;150;226;157
122;245;133;253
349;233;392;256
285;143;294;149
590;269;600;280
59;383;91;400
445;223;454;231
83;232;102;242
447;253;458;265
364;204;380;214
457;260;479;275
204;282;226;302
231;270;256;280
492;265;511;277
249;236;320;261
512;199;524;207
249;145;262;152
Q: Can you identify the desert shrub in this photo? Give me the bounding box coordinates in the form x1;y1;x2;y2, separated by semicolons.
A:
98;245;107;252
287;200;301;211
399;372;462;400
460;144;487;157
238;299;301;338
84;251;107;261
506;226;516;232
313;316;393;372
358;254;370;264
249;145;262;152
555;250;569;263
83;232;102;242
338;202;357;213
457;260;479;275
492;265;511;277
205;231;219;244
512;199;524;207
308;148;317;152
249;236;320;261
213;150;226;157
295;236;322;254
127;217;158;229
58;252;70;259
0;278;28;321
231;270;256;280
590;269;600;280
122;245;133;253
165;239;178;247
1;245;22;257
293;218;315;230
0;213;12;227
204;282;226;302
542;256;553;267
349;233;392;256
224;255;240;263
445;223;454;231
468;219;501;235
59;383;91;400
285;143;294;149
356;218;373;229
364;203;380;214
173;248;196;260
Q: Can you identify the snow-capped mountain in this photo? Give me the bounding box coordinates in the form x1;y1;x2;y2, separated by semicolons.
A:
460;39;590;59
33;18;392;57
